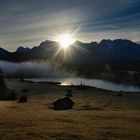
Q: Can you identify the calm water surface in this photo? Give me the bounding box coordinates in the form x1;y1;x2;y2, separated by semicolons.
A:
26;78;140;92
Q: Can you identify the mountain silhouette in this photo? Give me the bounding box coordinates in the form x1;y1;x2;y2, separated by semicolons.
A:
0;39;140;63
1;39;140;82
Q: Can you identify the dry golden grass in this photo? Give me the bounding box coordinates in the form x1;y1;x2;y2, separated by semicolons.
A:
0;79;139;140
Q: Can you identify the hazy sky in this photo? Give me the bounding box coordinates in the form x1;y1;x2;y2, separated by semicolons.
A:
0;0;140;51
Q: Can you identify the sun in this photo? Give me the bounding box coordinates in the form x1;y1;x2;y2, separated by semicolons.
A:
56;34;74;49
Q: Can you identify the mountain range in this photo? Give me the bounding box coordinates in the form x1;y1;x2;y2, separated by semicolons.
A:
0;39;140;64
1;39;140;83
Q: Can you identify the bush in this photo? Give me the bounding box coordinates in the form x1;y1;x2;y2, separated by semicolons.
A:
0;89;17;100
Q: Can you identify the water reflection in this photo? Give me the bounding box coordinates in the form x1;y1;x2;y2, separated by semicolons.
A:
27;78;140;92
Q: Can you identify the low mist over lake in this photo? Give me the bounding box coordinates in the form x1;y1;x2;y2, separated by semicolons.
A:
0;60;75;78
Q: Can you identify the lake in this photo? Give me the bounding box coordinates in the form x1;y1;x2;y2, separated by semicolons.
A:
26;78;140;92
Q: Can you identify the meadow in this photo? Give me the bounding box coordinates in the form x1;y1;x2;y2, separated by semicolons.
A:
0;79;139;140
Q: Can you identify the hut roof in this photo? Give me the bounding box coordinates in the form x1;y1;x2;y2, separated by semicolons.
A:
53;97;74;105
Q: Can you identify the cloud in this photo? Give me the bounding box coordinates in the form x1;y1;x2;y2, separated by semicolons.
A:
0;0;140;50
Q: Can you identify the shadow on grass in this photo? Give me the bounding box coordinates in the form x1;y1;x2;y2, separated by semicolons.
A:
75;105;103;111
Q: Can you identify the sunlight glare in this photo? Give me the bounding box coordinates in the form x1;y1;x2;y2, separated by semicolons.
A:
57;34;74;49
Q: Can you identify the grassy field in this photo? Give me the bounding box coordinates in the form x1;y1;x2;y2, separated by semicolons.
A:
0;79;139;140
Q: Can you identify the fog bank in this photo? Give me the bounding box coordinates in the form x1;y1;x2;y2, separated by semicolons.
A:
0;61;75;78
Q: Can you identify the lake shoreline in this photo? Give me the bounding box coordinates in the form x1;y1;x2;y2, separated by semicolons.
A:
22;78;140;92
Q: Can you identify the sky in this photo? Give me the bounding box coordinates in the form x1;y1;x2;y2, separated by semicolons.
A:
0;0;140;51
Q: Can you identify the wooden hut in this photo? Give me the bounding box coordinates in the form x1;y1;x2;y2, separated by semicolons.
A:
53;97;74;110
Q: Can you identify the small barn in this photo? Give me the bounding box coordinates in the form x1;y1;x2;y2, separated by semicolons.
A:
53;97;74;110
